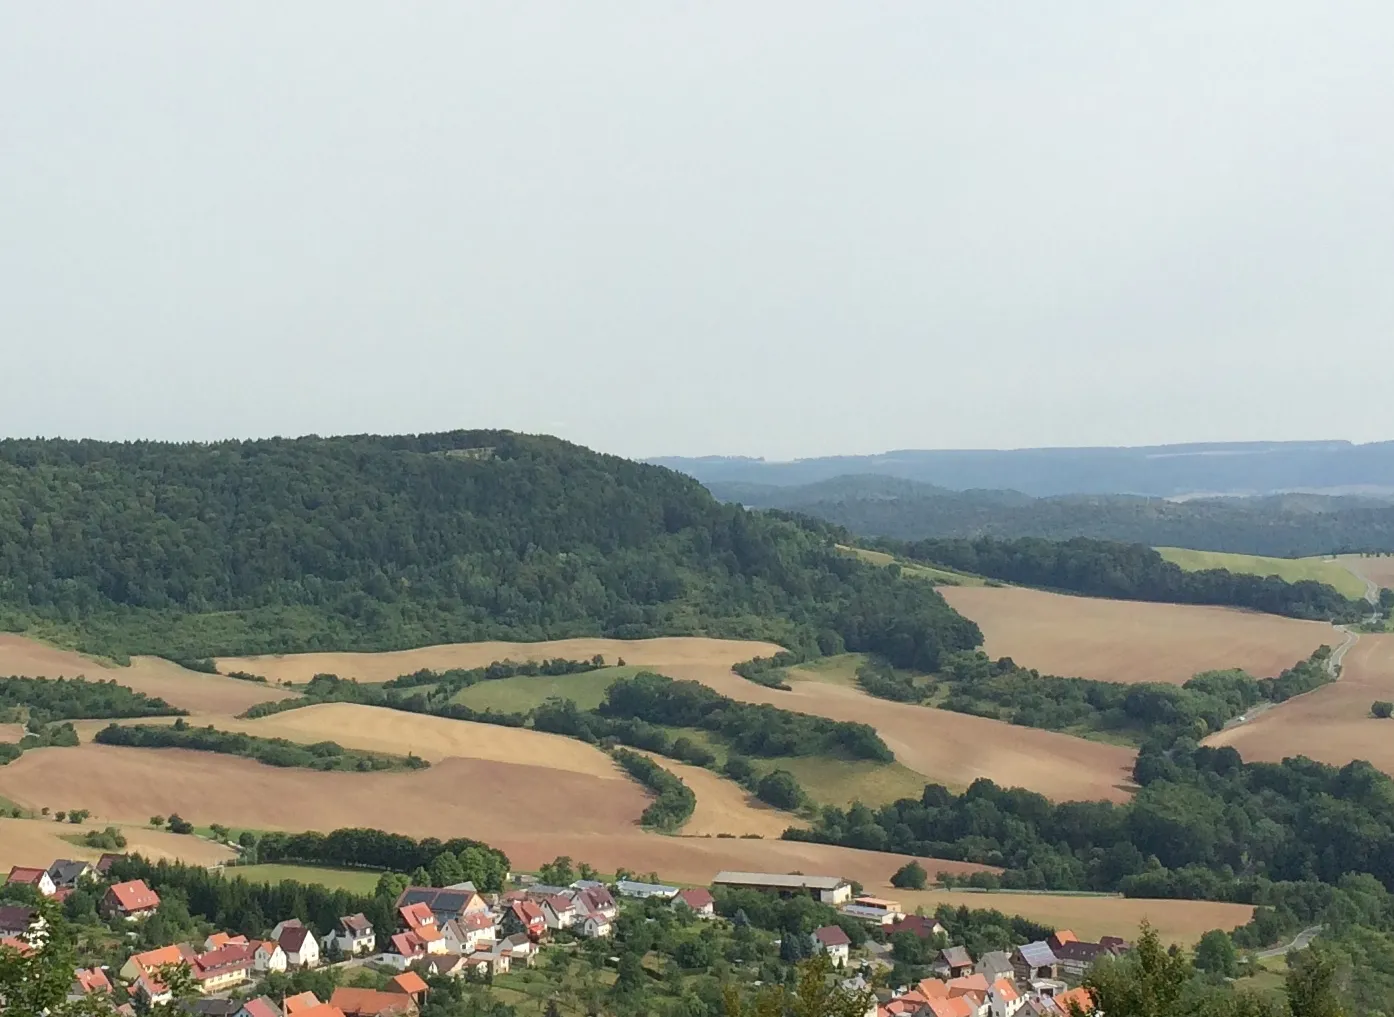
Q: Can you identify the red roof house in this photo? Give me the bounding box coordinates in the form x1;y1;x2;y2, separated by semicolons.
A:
103;879;160;919
672;888;716;916
72;967;113;995
6;866;56;897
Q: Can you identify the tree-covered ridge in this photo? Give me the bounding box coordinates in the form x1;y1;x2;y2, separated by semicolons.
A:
884;535;1365;622
0;675;185;724
93;719;427;771
0;430;980;667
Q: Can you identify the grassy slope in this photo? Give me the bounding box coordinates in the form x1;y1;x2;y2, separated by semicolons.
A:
1157;547;1368;600
451;665;648;712
839;545;989;587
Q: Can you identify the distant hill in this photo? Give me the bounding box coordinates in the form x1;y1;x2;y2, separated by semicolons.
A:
0;431;980;666
706;476;1394;558
653;440;1394;499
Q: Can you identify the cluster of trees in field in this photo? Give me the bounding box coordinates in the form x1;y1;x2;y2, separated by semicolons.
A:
883;535;1367;621
0;675;184;725
253;827;511;891
241;671;530;728
383;655;607;697
0;720;79;765
712;473;1394;558
789;746;1394;905
931;648;1333;748
93;719;426;771
0;431;980;671
611;748;696;830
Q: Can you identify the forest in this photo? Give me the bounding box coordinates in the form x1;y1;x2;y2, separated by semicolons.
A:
93;719;426;771
0;431;980;669
0;675;184;724
708;472;1394;557
883;535;1366;621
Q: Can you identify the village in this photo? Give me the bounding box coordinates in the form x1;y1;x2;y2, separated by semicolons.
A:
2;850;1127;1017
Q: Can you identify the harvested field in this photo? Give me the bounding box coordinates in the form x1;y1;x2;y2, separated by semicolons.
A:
630;750;797;838
1205;633;1394;772
0;723;25;743
0;635;296;715
217;636;784;687
0;744;988;889
889;889;1253;946
663;663;1136;803
939;586;1338;684
1157;548;1370;601
1337;554;1394;592
0;744;649;840
0;816;234;872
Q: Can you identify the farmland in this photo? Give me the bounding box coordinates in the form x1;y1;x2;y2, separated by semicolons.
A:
0;634;297;715
1157;547;1369;600
1205;633;1394;773
890;888;1254;947
228;863;381;894
1337;554;1394;593
452;664;648;712
938;585;1338;684
0;816;235;872
629;749;797;838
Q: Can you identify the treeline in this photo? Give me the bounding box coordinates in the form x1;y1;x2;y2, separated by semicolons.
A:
934;648;1333;749
0;721;79;765
787;744;1394;905
383;655;607;697
0;431;980;673
0;675;184;725
254;827;510;891
883;535;1366;622
612;748;696;830
93;719;426;771
241;671;529;728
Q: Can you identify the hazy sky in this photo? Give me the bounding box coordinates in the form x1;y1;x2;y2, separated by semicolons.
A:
3;4;1392;460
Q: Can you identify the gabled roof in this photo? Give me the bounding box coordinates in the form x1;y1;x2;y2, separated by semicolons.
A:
458;910;495;931
329;987;415;1017
577;886;616;912
541;894;575;914
194;943;255;978
1015;941;1059;967
339;913;373;934
94;853;125;874
923;997;975;1017
1053;987;1096;1015
283;992;323;1015
1049;929;1079;948
990;979;1019;1003
941;945;972;968
389;971;429;996
240;997;284;1017
1055;940;1108;963
812;925;851;947
389;931;423;957
976;950;1014;976
946;973;988;996
291;1006;347;1017
48;859;92;884
399;902;435;929
107;879;160;912
890;914;946;939
205;932;249;950
130;943;198;973
0;905;36;934
510;900;545;923
73;967;113;994
916;978;948;999
675;887;715;909
7;866;48;885
278;924;312;952
395;886;480;914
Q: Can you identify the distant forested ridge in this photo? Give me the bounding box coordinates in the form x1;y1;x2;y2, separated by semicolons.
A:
0;432;979;665
709;475;1394;557
883;535;1366;622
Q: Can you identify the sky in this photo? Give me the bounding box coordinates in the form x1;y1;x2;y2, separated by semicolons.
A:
3;4;1392;461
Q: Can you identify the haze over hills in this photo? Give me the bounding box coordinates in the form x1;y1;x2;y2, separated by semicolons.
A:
652;440;1394;499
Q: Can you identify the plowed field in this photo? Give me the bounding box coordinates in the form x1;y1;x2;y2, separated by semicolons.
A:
939;586;1337;684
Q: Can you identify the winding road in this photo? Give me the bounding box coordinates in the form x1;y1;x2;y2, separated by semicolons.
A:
1256;925;1322;959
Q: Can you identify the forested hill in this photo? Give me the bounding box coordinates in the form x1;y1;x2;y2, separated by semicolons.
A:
710;476;1394;558
0;431;981;664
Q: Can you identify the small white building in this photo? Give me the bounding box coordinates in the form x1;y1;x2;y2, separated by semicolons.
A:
274;921;320;969
579;915;613;939
320;914;375;957
811;925;851;967
615;880;680;899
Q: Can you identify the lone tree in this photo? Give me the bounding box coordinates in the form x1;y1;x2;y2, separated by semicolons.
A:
891;861;927;890
1372;701;1393;719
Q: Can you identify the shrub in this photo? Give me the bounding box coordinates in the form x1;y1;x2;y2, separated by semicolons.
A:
891;861;927;890
754;769;805;810
1373;701;1393;719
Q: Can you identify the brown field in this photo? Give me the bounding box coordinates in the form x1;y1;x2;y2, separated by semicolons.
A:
0;723;25;743
1337;554;1394;592
0;743;991;889
0;635;296;715
216;636;784;687
630;750;798;838
939;586;1338;684
0;817;235;872
0;744;648;840
1205;633;1394;771
890;889;1253;946
664;663;1136;802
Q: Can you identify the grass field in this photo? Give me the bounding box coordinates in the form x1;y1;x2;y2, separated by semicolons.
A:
1157;548;1369;600
891;888;1253;946
840;545;988;586
452;665;647;712
1205;633;1394;774
229;863;381;893
770;756;931;808
939;585;1338;685
0;816;235;872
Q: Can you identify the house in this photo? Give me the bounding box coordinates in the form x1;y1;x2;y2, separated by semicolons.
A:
573;885;618;921
388;971;429;1006
1052;940;1121;980
976;951;1015;983
502;899;547;941
988;978;1025;1017
182;1001;243;1017
441;910;496;954
322;913;376;956
398;902;436;931
254;940;287;973
284;992;324;1016
329;987;417;1017
94;853;126;876
103;879;161;919
888;914;948;941
1010;942;1059;985
47;859;94;889
276;920;321;968
713;871;854;905
204;932;249;951
853;895;903;917
420;953;468;979
939;946;974;978
615;879;680;899
1049;987;1096;1015
394;886;487;923
120;943;199;983
811;925;851;967
464;948;510;978
192;942;256;994
236;998;284;1017
7;866;57;897
578;914;613;938
501;932;538;966
0;905;41;941
70;967;114;998
672;887;716;917
540;894;578;930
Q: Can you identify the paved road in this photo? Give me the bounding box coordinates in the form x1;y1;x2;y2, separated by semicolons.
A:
1256;925;1322;959
1328;625;1359;674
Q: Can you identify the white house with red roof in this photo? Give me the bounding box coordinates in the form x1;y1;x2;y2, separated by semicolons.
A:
321;913;376;956
441;910;496;954
672;888;716;917
811;925;851;967
502;899;547;942
69;967;113;1000
192;941;256;994
102;879;160;920
573;886;618;922
7;866;57;897
254;940;287;973
539;894;577;930
273;920;321;968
